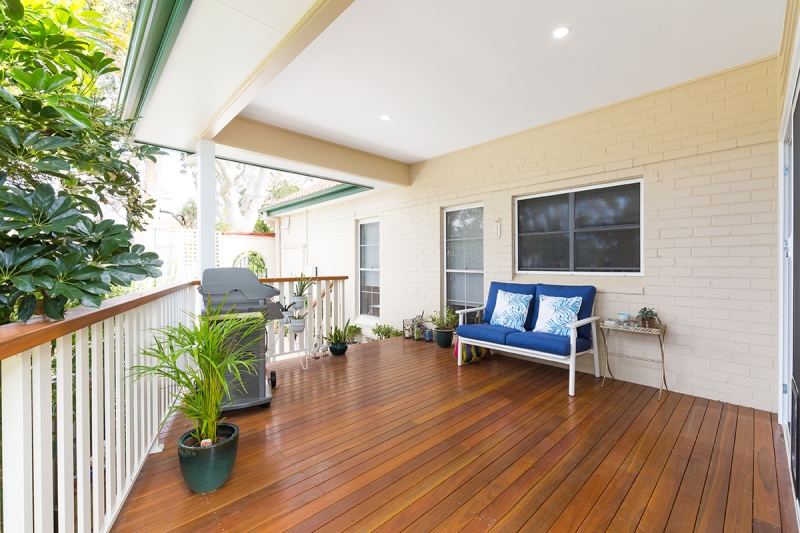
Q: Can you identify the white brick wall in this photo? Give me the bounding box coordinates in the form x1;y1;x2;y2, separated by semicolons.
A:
280;57;780;412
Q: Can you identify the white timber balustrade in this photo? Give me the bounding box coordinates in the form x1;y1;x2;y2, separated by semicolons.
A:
262;276;348;361
0;282;195;533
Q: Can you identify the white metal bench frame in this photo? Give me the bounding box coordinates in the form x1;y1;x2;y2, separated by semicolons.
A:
455;306;601;396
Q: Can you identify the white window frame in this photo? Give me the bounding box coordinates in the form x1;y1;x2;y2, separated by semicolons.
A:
358;218;380;319
444;203;485;313
514;178;645;277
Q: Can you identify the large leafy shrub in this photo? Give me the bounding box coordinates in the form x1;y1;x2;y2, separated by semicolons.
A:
0;0;160;230
0;178;162;323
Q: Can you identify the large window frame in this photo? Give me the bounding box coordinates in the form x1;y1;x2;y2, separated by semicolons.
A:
358;219;380;318
444;204;484;320
514;179;644;276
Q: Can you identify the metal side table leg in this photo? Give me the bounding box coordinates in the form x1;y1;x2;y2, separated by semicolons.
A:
658;332;668;400
601;329;614;386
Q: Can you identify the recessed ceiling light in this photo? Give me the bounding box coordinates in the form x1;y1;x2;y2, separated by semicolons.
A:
553;27;570;38
381;115;391;121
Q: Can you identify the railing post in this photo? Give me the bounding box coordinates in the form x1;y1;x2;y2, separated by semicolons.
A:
56;334;75;533
32;343;54;533
75;327;91;532
91;322;105;532
2;350;34;532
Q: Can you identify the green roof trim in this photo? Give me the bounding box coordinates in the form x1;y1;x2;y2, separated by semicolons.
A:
118;0;193;120
260;184;370;216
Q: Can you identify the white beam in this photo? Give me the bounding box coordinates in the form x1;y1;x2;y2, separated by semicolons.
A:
197;139;216;277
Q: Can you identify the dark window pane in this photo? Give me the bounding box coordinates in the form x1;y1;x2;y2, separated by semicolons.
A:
360;222;379;245
360;244;379;269
518;194;569;233
518;233;570;270
574;228;640;271
360;270;380;316
446;207;483;239
446;239;465;270
464;238;483;270
574;183;640;229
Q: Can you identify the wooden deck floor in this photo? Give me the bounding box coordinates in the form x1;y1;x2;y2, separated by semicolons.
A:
111;337;798;533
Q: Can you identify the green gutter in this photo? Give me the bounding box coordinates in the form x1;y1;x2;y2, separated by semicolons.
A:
260;184;370;216
118;0;193;120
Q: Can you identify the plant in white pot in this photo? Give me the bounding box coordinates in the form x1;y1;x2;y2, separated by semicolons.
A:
430;307;459;348
130;305;263;494
278;299;294;323
291;273;312;308
289;310;307;334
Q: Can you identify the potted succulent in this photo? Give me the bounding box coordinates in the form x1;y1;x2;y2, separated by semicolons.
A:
131;305;262;494
636;307;660;329
278;299;294;323
289;311;307;334
325;319;350;356
430;307;459;349
291;273;312;307
346;324;362;345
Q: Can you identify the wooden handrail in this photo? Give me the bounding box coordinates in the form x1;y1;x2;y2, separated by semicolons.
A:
0;275;349;360
0;280;198;360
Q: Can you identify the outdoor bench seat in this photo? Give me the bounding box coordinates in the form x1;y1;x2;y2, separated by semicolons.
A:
455;281;600;396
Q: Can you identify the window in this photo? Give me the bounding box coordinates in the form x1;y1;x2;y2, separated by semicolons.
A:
516;181;641;273
359;221;380;317
445;206;483;321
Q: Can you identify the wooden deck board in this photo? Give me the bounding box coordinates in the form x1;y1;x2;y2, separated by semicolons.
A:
110;338;798;533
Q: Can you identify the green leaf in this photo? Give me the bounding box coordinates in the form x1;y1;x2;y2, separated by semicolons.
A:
30;68;48;91
17;295;37;322
33;156;70;172
42;297;65;320
0;125;19;147
22;131;40;147
10;275;35;292
45;74;74;92
58;93;93;106
70;265;103;281
19;257;55;273
53;106;91;129
30;274;54;290
73;194;100;216
33;184;55;210
79;292;101;307
32;136;76;151
0;87;20;109
110;252;141;266
9;67;31;88
13;244;44;266
2;0;24;21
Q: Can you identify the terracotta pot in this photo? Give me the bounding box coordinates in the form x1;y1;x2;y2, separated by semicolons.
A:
641;318;658;328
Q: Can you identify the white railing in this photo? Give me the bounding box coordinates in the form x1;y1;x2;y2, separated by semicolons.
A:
0;283;195;533
265;276;348;361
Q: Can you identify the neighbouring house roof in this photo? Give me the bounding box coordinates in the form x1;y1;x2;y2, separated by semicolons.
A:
259;180;370;216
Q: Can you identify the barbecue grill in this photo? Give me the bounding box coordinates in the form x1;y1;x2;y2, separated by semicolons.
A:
198;268;282;410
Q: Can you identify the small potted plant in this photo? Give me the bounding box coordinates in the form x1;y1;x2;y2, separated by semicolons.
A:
289;311;307;334
372;324;402;340
636;307;660;329
430;307;459;348
292;272;313;307
130;305;262;494
278;300;294;323
346;324;362;345
325;319;350;356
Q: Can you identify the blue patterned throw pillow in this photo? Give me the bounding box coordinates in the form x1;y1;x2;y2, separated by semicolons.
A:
533;295;583;336
490;290;533;331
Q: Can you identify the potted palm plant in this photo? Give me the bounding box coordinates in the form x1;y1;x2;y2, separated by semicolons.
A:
131;305;263;494
291;273;312;307
325;319;350;356
430;307;459;348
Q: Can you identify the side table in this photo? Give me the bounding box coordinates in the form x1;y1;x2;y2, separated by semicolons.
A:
599;321;667;399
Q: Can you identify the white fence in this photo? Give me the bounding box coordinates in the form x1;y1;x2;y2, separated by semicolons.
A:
0;284;194;533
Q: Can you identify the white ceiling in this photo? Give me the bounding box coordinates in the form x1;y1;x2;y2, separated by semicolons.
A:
135;0;318;150
241;0;786;164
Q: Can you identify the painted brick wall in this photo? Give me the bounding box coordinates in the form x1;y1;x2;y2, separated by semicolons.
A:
282;57;780;412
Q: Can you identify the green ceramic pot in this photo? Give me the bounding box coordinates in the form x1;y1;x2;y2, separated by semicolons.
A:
434;329;454;349
177;423;239;494
329;343;348;356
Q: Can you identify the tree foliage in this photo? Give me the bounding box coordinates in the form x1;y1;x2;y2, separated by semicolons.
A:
0;0;160;230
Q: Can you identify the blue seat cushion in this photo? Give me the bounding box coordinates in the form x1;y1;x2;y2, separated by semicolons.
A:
456;323;518;345
483;282;537;330
505;331;592;356
534;284;597;340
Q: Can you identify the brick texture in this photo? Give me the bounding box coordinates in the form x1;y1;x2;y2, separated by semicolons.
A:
281;57;780;412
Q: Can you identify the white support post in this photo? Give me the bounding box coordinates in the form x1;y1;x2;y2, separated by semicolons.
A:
32;343;54;533
75;328;91;532
56;335;75;533
2;351;34;533
197;139;216;278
